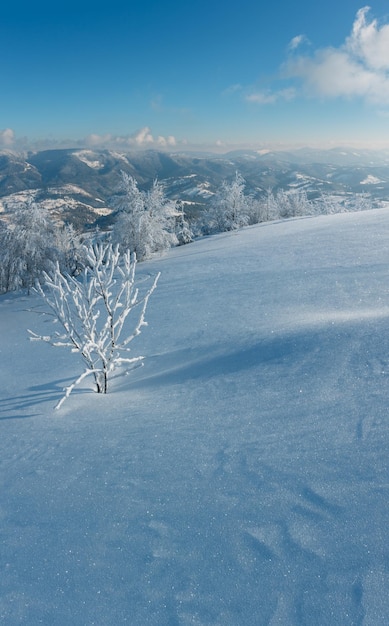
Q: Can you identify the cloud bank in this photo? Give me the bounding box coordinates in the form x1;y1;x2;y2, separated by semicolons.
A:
246;88;295;105
1;125;266;154
85;127;177;149
0;127;181;153
241;7;389;108
285;6;389;104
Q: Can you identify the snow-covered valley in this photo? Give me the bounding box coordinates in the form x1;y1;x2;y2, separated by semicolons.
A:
2;209;389;624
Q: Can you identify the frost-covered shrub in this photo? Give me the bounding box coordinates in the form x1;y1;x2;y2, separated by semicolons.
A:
29;242;160;409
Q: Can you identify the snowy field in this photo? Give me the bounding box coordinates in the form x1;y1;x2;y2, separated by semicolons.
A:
2;209;389;625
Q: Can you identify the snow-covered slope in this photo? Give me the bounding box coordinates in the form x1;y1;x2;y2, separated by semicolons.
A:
2;210;389;624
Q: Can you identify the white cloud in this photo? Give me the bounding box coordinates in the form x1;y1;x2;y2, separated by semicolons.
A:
287;48;379;98
222;83;243;96
0;128;15;146
347;6;389;70
288;35;307;51
246;92;277;104
246;88;295;105
85;128;177;150
133;126;154;145
157;135;176;147
285;6;389;104
85;133;113;146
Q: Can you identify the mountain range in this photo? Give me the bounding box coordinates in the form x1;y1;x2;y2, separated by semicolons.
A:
1;147;389;229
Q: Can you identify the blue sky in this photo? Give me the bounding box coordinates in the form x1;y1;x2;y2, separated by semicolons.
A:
2;1;389;152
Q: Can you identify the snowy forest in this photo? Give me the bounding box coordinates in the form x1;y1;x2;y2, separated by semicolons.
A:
0;169;376;296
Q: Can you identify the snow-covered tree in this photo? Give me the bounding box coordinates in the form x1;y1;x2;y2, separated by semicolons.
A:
112;172;178;260
111;172;145;258
345;192;373;213
271;188;312;219
175;201;194;245
202;172;251;234
246;188;278;224
312;194;343;215
312;192;373;216
29;242;160;409
144;178;179;252
0;200;90;294
0;220;15;294
0;199;59;293
55;223;87;276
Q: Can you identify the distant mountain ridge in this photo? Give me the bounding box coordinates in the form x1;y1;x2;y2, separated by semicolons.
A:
1;147;389;229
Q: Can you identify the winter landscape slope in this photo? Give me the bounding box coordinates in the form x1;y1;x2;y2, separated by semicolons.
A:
2;209;389;624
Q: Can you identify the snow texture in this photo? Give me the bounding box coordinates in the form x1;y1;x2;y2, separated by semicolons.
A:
2;209;389;624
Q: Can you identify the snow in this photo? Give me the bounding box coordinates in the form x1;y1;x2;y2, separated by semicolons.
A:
1;190;38;207
360;175;385;185
187;182;215;199
47;185;94;198
2;209;389;624
73;151;105;169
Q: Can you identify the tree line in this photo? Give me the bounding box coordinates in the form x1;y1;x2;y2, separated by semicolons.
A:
0;170;374;295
